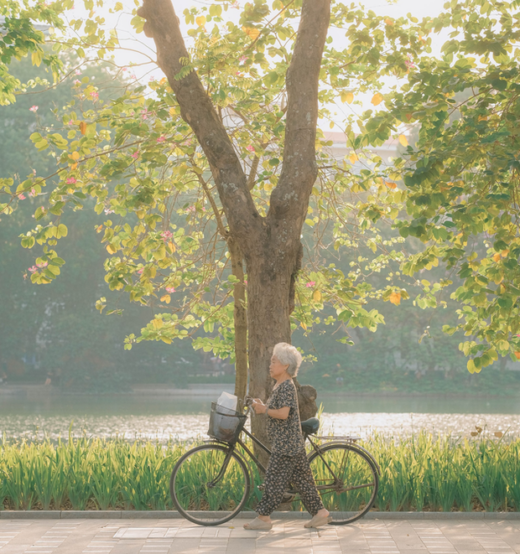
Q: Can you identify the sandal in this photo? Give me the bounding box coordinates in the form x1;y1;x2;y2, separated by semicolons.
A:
244;517;273;530
304;514;333;528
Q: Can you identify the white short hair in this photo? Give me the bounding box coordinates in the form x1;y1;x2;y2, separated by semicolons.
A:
273;343;302;377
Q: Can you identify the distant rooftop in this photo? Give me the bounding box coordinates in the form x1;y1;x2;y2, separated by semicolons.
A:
322;131;402;164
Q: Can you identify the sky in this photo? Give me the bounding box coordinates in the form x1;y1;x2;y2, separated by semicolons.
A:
70;0;451;80
60;0;452;131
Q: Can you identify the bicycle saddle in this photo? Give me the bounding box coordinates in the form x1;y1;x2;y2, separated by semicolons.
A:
300;417;320;435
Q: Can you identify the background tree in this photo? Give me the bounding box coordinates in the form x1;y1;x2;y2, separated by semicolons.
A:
365;0;520;372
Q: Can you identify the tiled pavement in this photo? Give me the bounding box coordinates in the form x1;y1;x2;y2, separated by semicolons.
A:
1;518;520;553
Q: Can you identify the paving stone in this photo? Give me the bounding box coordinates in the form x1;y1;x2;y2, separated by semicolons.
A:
2;517;520;553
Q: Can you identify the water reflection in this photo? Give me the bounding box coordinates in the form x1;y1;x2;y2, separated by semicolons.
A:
1;393;519;443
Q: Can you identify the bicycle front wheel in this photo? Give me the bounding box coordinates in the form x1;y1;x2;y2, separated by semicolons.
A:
170;443;251;526
308;443;379;525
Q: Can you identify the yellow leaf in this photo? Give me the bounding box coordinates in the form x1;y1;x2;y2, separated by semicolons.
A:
151;318;163;329
329;121;334;129
159;77;167;85
341;92;354;104
467;359;476;373
79;121;87;135
243;27;260;40
384;17;394;25
195;15;206;26
371;93;383;106
168;241;176;253
56;224;68;238
300;321;307;330
493;253;501;262
169;107;177;116
31;50;43;67
106;244;117;254
161;337;172;344
160;294;171;304
389;292;401;305
515;352;520;360
71;163;78;170
71;151;80;161
385;181;397;189
501;250;509;257
96;225;103;233
349;153;358;164
398;134;408;147
155;245;166;260
313;290;322;302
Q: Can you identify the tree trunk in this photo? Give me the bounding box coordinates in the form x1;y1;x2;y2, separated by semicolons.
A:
245;226;318;462
228;236;248;404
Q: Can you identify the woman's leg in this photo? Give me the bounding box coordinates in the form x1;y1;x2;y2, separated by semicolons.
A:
290;449;326;516
255;450;295;519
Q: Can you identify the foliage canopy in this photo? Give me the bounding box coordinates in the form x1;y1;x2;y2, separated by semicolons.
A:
1;0;520;376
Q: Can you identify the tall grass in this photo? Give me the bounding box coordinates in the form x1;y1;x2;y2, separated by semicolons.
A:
1;433;519;512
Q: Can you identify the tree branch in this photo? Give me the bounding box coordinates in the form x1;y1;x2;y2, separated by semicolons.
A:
194;168;229;240
269;0;330;221
137;0;261;246
247;156;260;191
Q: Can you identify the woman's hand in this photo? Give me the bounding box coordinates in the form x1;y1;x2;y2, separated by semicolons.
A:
251;398;267;415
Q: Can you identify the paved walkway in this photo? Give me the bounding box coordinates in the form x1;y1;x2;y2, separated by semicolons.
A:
1;518;520;553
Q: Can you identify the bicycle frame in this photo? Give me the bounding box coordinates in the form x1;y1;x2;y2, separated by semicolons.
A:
205;403;379;498
206;426;365;495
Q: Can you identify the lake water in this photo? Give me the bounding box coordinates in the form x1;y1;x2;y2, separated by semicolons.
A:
2;391;520;442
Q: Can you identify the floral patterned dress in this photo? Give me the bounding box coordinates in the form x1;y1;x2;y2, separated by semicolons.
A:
266;379;306;456
256;379;324;517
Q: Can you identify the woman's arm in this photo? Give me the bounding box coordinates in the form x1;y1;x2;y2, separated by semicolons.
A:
251;399;290;420
267;406;290;420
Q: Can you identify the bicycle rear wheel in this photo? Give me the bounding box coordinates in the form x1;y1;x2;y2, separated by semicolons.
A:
308;443;379;525
170;443;251;526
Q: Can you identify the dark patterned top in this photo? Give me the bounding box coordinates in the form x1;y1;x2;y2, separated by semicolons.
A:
266;379;305;456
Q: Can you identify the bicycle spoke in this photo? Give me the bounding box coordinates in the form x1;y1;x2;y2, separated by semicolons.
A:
171;444;250;526
308;444;378;525
338;448;350;479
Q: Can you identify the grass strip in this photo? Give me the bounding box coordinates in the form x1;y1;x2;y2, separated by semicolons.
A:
1;432;519;512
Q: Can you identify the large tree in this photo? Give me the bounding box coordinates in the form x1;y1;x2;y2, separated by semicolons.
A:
134;0;332;424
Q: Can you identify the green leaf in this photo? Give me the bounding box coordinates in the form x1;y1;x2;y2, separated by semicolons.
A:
56;224;68;238
21;236;35;249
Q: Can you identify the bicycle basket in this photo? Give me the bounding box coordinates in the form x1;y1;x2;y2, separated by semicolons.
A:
208;402;247;443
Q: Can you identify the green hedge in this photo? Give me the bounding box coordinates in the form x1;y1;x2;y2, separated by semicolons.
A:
1;433;519;512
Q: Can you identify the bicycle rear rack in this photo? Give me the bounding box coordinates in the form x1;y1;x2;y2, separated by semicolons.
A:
314;436;361;443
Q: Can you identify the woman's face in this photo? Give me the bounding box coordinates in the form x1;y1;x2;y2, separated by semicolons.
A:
270;355;289;380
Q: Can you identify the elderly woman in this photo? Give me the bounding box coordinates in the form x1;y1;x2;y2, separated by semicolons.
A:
244;342;331;530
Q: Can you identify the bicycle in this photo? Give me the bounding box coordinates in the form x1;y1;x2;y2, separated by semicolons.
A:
170;398;380;526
